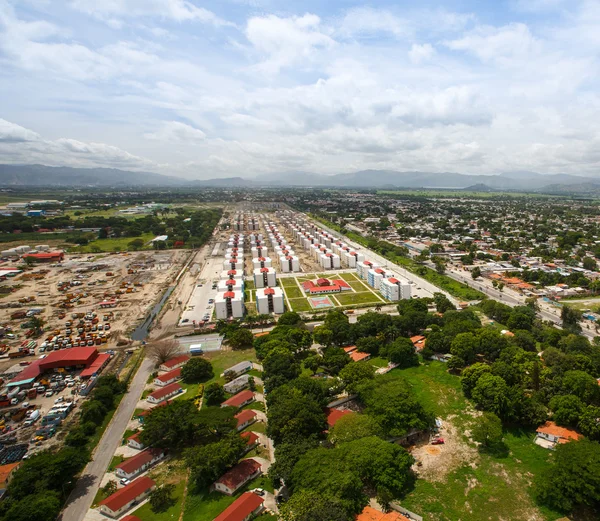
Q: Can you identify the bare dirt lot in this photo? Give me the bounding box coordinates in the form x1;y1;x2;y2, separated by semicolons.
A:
0;250;189;374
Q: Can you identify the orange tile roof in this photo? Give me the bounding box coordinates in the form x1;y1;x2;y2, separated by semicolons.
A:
536;421;582;442
355;506;410;521
0;462;20;484
349;351;370;362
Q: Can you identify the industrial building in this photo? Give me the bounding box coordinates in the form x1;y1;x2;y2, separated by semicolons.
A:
380;277;412;301
256;287;285;315
215;291;245;319
253;267;277;288
8;347;110;387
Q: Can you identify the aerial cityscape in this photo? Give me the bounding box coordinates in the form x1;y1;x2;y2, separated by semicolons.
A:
1;2;600;521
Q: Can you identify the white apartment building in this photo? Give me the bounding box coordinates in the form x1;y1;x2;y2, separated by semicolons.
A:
218;278;244;293
380;277;412;301
356;260;379;280
223;259;244;271
252;257;272;269
256;287;285;314
215;291;245;319
254;267;277;288
320;253;341;269
280;255;300;272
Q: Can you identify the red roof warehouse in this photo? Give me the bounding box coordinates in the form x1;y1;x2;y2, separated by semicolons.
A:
22;251;64;263
9;347;104;387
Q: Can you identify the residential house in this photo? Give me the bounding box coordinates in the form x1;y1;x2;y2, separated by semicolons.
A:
0;462;20;489
153;367;181;387
235;409;257;431
224;374;251;394
343;345;371;362
146;382;182;404
126;432;145;450
214;492;265;521
98;476;156;518
535;421;583;449
214;459;262;496
410;335;426;351
115;448;167;480
241;431;260;452
222;360;253;378
159;355;189;372
221;390;255;409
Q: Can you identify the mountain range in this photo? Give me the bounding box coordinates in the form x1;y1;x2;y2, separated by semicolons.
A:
1;163;600;192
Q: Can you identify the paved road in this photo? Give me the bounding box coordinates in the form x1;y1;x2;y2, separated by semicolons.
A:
58;357;155;521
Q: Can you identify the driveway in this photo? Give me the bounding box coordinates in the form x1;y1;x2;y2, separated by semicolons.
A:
58;357;155;521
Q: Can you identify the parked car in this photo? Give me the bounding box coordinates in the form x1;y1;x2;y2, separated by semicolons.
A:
119;478;131;486
45;390;53;398
431;438;445;445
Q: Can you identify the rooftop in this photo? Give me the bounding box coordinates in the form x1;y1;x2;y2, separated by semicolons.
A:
99;476;155;513
214;492;264;521
215;459;261;490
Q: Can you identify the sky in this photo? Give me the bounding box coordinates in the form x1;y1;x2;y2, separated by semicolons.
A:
1;0;600;180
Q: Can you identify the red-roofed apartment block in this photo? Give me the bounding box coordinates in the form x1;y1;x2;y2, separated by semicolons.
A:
99;476;156;518
214;459;262;495
214;492;264;521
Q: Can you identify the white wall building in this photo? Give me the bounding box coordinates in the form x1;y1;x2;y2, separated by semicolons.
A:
357;260;379;280
320;253;341;269
254;267;277;288
215;291;245;319
280;255;300;272
256;287;285;314
223;259;244;271
252;257;272;269
220;269;243;280
217;278;244;293
380;277;412;301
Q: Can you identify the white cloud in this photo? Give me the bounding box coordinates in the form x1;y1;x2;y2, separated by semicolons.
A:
336;7;411;39
70;0;234;27
144;121;207;143
445;23;540;63
408;43;435;64
0;119;41;143
245;13;335;73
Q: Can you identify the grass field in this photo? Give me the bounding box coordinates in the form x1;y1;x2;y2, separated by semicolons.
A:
348;280;369;291
283;285;304;299
183;476;272;521
202;349;258;387
387;362;562;521
71;232;154;253
288;297;312;312
340;272;360;282
133;480;186;521
336;291;382;305
280;277;299;288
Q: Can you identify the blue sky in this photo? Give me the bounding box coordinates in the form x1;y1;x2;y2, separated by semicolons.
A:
1;0;599;179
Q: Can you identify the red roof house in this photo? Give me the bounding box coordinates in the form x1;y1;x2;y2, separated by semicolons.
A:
214;492;264;521
99;476;156;518
241;431;260;450
115;448;166;480
159;355;189;372
153;367;182;387
235;409;257;431
221;390;255;409
214;459;262;495
147;382;182;404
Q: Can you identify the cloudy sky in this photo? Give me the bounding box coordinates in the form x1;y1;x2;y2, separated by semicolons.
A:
1;0;599;180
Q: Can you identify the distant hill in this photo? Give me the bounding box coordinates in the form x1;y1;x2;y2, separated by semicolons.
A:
1;163;599;191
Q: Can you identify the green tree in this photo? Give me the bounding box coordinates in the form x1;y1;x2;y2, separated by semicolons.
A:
328;414;381;444
204;382;225;406
461;362;491;398
80;400;107;425
321;347;350;375
228;328;254;350
313;326;334;347
279;490;350;521
578;406;600;440
562;370;600;404
2;492;61;521
471;374;510;418
303;353;322;375
278;311;303;326
149;483;176;513
536;439;600;512
450;332;478;365
433;292;454;313
561;306;582;333
549;394;584;426
181;357;214;383
338;361;375;394
471;412;503;448
140;400;204;449
382;337;419;368
471;267;482;279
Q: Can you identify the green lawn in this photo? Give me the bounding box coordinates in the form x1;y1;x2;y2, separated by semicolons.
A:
176;382;202;400
245;280;255;290
369;356;389;368
183;475;271;521
348;281;370;291
288;297;312;312
108;455;125;471
132;480;186;521
243;421;266;434
203;350;258;387
386;362;562;521
283;286;304;299
243;401;265;412
340;272;361;282
72;232;155;253
280;277;299;288
335;291;382;305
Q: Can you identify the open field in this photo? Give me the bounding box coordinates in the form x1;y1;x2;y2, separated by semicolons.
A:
288;297;312;312
70;233;155;253
386;362;563;521
335;291;383;305
201;348;258;388
279;277;299;288
283;285;303;299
